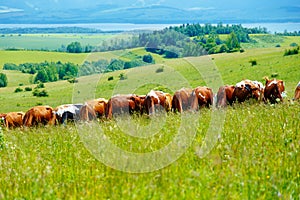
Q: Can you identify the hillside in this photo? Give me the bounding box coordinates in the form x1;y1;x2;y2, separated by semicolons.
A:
0;35;299;112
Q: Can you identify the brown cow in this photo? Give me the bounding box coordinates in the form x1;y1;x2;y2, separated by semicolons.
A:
293;81;300;101
4;112;24;129
264;78;285;104
216;85;235;108
79;103;97;121
144;90;173;115
23;106;56;127
172;88;193;113
106;94;142;119
191;86;214;110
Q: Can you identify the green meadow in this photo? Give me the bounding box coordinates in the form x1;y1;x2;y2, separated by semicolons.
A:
0;33;117;50
0;34;299;199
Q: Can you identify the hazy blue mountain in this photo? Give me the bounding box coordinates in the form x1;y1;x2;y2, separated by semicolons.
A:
1;0;300;24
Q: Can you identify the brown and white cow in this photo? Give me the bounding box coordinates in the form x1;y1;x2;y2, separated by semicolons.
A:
191;86;214;110
216;85;235;108
23;106;56;127
144;90;173;115
172;88;193;113
263;78;285;104
233;80;253;103
55;104;83;124
293;81;300;101
243;79;265;101
4;112;24;129
105;94;142;119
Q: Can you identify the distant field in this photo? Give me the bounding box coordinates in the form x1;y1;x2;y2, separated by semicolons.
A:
0;33;124;50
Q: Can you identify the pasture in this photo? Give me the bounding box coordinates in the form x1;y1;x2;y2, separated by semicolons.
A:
0;33;118;51
0;34;299;199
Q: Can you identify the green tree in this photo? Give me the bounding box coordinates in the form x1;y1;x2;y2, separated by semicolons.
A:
67;42;82;53
226;32;240;52
34;69;49;83
0;73;8;87
143;54;154;63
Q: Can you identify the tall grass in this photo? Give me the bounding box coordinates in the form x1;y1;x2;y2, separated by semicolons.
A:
0;103;299;199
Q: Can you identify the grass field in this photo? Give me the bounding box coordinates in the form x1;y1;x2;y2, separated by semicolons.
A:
1;103;299;199
0;33;119;51
0;34;300;199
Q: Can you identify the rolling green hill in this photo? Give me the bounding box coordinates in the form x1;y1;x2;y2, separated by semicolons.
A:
0;35;299;199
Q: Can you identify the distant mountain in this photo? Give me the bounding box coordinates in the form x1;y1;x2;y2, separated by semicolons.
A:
1;0;300;24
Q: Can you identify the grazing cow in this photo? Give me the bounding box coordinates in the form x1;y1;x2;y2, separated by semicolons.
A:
144;90;173;115
216;85;235;108
293;82;300;101
79;103;97;121
172;88;193;113
191;86;214;110
86;98;108;118
4;112;24;129
263;78;285;104
55;104;83;124
23;106;56;127
79;98;108;121
106;94;142;119
233;80;253;103
243;79;265;101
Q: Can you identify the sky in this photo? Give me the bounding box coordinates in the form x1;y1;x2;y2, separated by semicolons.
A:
0;0;299;24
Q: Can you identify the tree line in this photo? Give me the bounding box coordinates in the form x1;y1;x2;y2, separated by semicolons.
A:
2;54;154;85
65;23;267;57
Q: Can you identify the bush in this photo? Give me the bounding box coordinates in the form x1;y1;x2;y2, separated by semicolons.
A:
119;73;127;80
33;89;49;97
0;73;8;88
275;44;281;47
108;76;114;81
67;78;78;83
249;59;257;66
143;54;154;63
25;87;32;91
271;73;279;78
284;47;299;56
14;87;23;93
35;82;45;89
156;66;164;73
290;42;298;47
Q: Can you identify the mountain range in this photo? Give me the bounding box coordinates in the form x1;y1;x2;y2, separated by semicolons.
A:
1;0;300;24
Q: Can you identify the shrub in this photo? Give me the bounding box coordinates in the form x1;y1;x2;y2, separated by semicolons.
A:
33;89;49;97
14;87;23;93
271;73;279;78
0;73;8;88
275;44;281;47
156;66;164;73
249;59;257;66
143;54;154;63
119;73;127;80
35;82;45;89
108;76;114;81
284;47;299;56
24;87;32;91
290;42;298;47
67;78;78;83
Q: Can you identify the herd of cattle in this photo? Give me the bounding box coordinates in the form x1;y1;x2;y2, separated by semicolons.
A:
1;77;300;129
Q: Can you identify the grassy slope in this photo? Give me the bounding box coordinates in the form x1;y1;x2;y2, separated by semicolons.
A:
0;35;299;199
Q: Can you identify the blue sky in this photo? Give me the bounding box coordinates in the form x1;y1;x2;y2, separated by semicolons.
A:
0;0;299;24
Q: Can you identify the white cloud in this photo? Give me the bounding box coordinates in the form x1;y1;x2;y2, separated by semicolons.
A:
0;6;23;14
186;7;215;11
